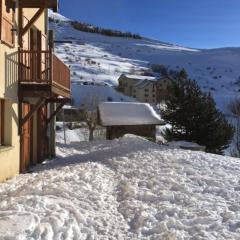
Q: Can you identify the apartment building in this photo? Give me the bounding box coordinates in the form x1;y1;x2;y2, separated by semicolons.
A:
118;74;172;104
0;0;71;182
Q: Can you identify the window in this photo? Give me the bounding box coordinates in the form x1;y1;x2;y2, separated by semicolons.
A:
0;2;15;47
0;100;5;146
145;89;149;92
144;94;149;97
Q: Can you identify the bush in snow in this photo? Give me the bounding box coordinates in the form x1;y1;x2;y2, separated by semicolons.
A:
162;69;234;154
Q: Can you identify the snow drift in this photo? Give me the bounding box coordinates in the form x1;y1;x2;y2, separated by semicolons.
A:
0;135;240;239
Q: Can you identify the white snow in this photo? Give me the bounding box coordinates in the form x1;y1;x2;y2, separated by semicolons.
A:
49;15;240;114
168;141;206;150
48;10;70;22
71;85;135;108
56;122;106;144
99;102;164;126
123;74;157;81
1;135;240;239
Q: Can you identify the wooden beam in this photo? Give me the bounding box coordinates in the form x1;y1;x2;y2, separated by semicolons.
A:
19;0;58;12
18;7;23;47
47;101;67;125
20;97;45;128
48;30;54;49
5;0;15;13
46;98;70;104
21;8;45;37
51;85;71;99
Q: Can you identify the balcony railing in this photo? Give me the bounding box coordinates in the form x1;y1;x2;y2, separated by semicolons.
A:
19;50;70;96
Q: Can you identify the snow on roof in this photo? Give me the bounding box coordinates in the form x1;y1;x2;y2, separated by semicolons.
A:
99;102;164;126
123;74;157;81
48;10;71;22
134;79;153;89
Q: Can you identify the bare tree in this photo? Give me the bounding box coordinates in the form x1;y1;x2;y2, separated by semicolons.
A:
80;94;99;141
82;108;98;141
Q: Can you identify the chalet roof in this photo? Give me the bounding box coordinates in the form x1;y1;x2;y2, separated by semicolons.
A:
122;74;157;81
134;79;153;89
99;102;164;126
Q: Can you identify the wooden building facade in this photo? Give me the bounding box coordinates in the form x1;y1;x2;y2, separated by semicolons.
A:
118;74;172;104
0;0;71;182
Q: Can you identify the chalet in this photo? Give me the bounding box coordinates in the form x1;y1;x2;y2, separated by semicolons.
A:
98;102;165;141
118;74;172;104
0;0;71;182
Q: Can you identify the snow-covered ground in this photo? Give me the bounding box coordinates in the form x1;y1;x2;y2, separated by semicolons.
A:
49;11;240;113
56;122;106;144
1;135;240;239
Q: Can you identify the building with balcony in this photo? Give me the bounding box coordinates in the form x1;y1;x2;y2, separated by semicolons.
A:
0;0;71;182
117;74;172;104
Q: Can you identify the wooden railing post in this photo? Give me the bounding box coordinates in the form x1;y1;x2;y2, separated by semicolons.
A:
49;49;53;85
18;50;70;97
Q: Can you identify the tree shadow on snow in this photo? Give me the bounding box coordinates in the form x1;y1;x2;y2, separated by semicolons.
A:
32;139;160;173
31;140;160;172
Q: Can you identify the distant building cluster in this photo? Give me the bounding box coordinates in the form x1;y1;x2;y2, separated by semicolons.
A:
117;74;172;104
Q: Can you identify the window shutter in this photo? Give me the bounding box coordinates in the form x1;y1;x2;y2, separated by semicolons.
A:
1;2;14;47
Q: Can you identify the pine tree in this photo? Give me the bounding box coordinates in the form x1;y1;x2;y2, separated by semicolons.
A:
162;69;234;154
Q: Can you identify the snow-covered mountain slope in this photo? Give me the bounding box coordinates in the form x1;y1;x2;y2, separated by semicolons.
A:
49;11;240;113
1;135;240;239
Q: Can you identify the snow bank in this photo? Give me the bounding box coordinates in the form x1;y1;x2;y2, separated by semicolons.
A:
168;141;206;151
1;135;240;239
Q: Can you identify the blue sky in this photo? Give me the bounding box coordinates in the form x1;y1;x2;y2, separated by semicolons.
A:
59;0;240;49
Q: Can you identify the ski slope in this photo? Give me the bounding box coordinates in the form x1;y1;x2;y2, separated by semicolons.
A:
49;11;240;113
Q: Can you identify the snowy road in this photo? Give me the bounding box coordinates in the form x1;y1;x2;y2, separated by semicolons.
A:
1;135;240;239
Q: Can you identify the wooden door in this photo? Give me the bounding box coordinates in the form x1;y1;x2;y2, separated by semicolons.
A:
21;103;31;172
37;105;48;163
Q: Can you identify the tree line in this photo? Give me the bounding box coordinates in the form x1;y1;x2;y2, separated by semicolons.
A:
71;21;142;39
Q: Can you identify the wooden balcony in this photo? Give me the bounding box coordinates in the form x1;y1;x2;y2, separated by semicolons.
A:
5;0;58;12
19;50;71;99
19;0;59;12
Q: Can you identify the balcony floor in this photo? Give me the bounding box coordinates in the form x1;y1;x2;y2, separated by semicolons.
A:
19;82;71;99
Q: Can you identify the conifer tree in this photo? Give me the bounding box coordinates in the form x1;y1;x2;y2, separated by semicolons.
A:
162;69;234;154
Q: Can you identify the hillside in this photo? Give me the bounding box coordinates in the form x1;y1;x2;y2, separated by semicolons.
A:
49;11;240;114
1;135;240;239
